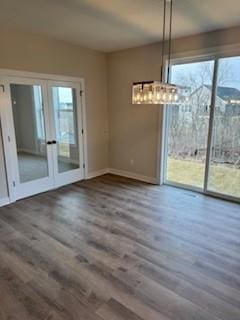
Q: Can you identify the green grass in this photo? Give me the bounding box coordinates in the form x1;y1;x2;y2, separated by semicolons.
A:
167;158;240;198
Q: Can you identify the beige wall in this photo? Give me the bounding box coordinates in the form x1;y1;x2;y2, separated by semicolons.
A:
0;28;109;176
1;24;240;198
108;25;240;181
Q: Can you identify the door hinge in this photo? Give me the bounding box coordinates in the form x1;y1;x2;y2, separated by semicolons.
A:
83;163;85;169
0;85;5;92
81;129;84;134
80;90;84;97
8;136;11;142
13;181;16;187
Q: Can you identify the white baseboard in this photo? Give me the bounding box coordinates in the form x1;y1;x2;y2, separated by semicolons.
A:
0;197;10;207
108;168;158;184
86;168;109;179
87;167;158;184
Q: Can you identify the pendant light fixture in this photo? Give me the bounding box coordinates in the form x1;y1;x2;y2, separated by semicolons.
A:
132;0;187;105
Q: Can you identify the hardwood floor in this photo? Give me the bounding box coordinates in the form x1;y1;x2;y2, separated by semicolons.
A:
0;174;240;320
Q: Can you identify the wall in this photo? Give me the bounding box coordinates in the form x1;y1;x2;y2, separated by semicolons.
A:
1;24;240;195
0;28;109;177
108;25;240;182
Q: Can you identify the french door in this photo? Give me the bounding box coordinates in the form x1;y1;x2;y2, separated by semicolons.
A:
48;81;84;188
164;55;240;202
1;76;84;201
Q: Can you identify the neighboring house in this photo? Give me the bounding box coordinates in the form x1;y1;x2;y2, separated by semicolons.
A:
182;84;240;118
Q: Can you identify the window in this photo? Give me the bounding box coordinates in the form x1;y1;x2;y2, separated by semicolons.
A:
52;87;78;159
53;87;76;147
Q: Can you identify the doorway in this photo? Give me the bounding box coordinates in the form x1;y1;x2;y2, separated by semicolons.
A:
164;55;240;202
0;72;86;201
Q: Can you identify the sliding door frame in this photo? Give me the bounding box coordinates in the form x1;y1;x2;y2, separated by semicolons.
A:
0;69;88;203
160;45;240;203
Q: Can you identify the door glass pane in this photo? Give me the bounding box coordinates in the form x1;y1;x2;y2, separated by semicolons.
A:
52;87;79;173
166;60;214;189
0;120;9;198
10;84;49;183
208;56;240;198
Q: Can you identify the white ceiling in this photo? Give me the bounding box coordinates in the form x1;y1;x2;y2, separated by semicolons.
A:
1;0;240;52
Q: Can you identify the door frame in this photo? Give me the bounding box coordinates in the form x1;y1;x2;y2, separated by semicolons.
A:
160;46;240;203
0;69;88;203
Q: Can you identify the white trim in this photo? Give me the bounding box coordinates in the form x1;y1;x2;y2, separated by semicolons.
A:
0;69;84;83
0;197;10;207
157;104;167;185
108;168;158;184
0;79;16;202
80;81;88;179
86;168;109;179
87;168;158;184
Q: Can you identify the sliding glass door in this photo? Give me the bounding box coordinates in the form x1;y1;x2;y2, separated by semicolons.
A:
207;57;240;199
165;59;214;190
165;55;240;202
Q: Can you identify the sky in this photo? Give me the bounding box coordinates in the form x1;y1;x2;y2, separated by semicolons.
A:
58;87;73;103
171;56;240;91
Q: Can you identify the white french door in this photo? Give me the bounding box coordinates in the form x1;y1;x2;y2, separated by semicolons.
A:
1;75;85;201
4;77;54;200
47;81;84;188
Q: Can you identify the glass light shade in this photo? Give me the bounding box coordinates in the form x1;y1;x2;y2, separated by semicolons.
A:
132;81;189;105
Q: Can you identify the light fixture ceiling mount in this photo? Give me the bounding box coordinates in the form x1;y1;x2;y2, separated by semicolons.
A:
132;0;188;105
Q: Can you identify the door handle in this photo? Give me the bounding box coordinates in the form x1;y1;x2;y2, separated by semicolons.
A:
52;140;57;144
47;141;52;145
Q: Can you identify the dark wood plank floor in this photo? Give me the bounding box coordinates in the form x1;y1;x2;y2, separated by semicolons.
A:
0;174;240;320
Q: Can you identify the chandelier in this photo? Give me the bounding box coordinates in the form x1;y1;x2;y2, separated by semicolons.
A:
132;0;186;105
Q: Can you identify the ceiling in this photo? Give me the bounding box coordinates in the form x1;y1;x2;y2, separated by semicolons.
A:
1;0;240;52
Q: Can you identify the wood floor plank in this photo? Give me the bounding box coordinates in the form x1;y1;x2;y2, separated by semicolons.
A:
0;174;239;320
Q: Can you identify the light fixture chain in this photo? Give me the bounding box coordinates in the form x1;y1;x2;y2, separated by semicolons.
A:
161;0;167;82
167;0;173;83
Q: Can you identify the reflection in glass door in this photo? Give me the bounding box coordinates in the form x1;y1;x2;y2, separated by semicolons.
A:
208;56;240;199
8;80;54;200
165;60;214;189
10;84;49;183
